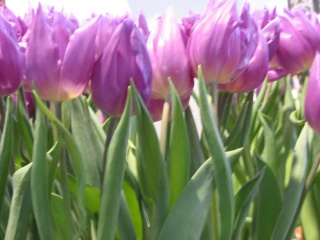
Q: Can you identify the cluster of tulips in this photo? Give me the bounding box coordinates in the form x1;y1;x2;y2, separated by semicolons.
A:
1;0;320;239
0;0;318;124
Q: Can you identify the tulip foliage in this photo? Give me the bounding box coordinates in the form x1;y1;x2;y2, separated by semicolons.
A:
1;1;320;240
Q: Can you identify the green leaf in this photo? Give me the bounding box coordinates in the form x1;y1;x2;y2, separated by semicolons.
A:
253;157;282;240
158;159;215;240
232;168;265;240
118;192;137;240
226;148;244;172
167;81;190;207
71;97;104;188
185;107;205;175
5;164;32;240
198;66;234;240
271;125;309;240
31;103;53;240
225;92;253;150
97;90;131;240
131;82;169;240
0;98;14;214
33;90;86;231
51;194;69;240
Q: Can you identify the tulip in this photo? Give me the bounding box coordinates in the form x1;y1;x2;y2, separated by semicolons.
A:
305;52;320;134
0;6;27;40
25;4;103;101
147;8;193;100
91;19;152;116
0;16;23;96
218;29;268;93
187;0;258;84
271;8;319;75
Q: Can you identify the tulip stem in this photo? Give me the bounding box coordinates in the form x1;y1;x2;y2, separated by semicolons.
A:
262;82;272;108
101;117;119;186
160;97;170;159
210;82;219;126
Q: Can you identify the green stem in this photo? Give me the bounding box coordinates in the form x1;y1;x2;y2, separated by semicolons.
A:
210;82;219;126
304;153;320;194
101;117;118;186
51;101;75;238
160;97;170;159
211;192;220;240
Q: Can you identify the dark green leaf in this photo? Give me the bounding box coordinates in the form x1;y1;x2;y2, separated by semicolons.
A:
158;159;215;240
97;90;131;240
198;66;234;240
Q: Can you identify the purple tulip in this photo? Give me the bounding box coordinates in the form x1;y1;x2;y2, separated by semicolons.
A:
218;29;268;93
267;67;288;82
271;8;319;75
146;8;193;100
0;16;23;96
91;19;152;116
0;6;27;40
25;4;102;101
187;0;258;84
305;52;320;134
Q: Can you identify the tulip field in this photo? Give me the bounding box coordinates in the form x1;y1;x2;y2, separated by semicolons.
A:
1;0;320;239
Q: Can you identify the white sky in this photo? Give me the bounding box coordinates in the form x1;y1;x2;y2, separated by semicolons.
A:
6;0;288;20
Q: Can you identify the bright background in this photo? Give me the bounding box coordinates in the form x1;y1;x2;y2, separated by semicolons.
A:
7;0;288;21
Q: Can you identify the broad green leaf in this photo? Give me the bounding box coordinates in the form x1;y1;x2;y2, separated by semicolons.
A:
97;91;131;240
232;168;265;240
131;82;169;240
271;125;309;240
198;66;234;240
185;107;205;175
31;103;53;240
118;192;137;240
71;97;104;188
300;189;320;240
5;164;32;240
167;81;190;207
0;98;14;214
158;159;215;240
51;194;68;240
33;90;86;231
253;157;282;240
0;196;10;235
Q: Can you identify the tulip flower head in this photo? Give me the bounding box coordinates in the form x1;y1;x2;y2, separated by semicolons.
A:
0;16;23;96
271;8;319;75
147;8;193;100
305;52;320;135
218;29;268;93
187;0;258;84
25;4;101;101
91;19;152;116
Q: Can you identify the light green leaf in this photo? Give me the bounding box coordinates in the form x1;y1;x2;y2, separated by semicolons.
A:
232;168;265;240
167;81;190;207
51;193;68;240
97;90;131;240
118;192;137;240
198;66;234;240
131;82;169;240
31;103;53;240
5;164;32;240
71;97;104;188
158;159;215;240
271;125;309;240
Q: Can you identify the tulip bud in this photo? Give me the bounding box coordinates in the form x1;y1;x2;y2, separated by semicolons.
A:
25;4;102;101
218;29;268;93
187;0;258;84
0;6;27;40
147;8;193;100
91;19;152;116
0;16;23;96
271;8;319;75
305;52;320;134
